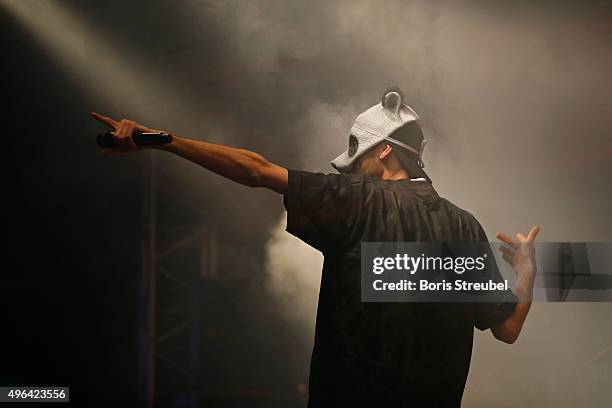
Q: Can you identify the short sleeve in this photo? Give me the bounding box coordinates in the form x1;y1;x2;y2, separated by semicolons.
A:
473;221;519;331
282;169;361;253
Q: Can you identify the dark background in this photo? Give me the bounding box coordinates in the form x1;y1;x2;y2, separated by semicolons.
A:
2;6;143;405
1;0;611;407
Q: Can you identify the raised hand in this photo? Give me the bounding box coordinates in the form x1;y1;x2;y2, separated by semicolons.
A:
496;226;540;279
91;112;160;154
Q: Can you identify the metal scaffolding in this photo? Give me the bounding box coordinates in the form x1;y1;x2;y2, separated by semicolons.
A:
140;153;215;407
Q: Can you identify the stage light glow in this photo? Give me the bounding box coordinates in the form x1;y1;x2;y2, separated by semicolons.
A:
0;0;218;132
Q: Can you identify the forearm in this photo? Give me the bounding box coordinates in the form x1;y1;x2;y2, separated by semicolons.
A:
157;135;287;193
491;272;535;343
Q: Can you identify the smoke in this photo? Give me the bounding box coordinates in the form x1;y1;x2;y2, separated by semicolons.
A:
254;2;612;406
6;0;611;405
295;100;364;171
264;215;322;335
0;0;219;130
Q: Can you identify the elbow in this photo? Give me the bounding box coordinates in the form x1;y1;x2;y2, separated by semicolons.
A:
492;326;520;344
238;151;287;193
247;156;284;192
497;333;518;344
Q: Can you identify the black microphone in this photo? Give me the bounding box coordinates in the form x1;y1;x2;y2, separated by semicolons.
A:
96;130;173;148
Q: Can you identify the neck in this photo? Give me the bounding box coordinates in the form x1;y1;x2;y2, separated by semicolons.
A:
381;167;410;180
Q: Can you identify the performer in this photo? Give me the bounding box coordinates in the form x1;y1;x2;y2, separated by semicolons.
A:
92;88;539;407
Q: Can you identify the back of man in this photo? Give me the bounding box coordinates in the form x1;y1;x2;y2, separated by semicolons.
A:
93;85;537;408
283;170;516;408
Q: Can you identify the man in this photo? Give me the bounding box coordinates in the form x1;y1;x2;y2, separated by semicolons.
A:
92;88;539;407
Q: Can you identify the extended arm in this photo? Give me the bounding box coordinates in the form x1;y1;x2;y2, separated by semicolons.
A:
490;226;540;344
161;136;288;194
91;113;288;194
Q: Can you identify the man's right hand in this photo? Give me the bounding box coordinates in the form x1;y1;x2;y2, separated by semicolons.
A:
91;112;161;154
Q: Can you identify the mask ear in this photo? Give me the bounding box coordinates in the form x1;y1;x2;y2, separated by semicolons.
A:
381;88;404;119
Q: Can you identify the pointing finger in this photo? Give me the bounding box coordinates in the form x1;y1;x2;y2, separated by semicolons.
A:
91;112;119;129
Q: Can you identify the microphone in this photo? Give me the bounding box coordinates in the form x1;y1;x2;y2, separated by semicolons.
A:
96;130;173;148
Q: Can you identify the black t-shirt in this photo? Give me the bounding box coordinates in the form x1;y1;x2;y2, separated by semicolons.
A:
283;169;517;408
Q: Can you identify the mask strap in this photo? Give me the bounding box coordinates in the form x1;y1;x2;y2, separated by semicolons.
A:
383;135;427;168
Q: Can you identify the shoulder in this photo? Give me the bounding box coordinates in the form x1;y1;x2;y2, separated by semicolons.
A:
287;169;383;194
288;169;373;184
